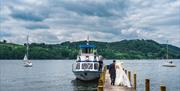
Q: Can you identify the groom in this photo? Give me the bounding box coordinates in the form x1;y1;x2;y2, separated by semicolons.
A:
109;60;116;85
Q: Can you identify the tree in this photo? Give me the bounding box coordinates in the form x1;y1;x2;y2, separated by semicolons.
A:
3;40;7;43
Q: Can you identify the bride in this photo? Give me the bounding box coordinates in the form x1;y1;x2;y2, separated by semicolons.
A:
115;61;131;87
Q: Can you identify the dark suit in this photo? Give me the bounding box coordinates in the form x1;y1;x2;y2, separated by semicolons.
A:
109;63;116;85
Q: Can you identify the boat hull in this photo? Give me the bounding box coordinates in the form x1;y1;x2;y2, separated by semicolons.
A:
24;63;32;67
73;71;100;81
162;64;176;67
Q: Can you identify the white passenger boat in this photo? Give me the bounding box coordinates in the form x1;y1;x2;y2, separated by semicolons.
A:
72;38;103;81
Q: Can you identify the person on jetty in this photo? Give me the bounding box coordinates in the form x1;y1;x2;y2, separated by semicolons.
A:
109;60;116;85
115;61;131;87
98;56;103;71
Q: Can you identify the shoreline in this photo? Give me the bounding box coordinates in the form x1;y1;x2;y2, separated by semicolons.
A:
0;59;179;60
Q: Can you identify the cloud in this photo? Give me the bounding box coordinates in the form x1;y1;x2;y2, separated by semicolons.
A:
9;2;49;22
25;24;49;30
0;0;180;47
56;0;127;17
0;31;11;38
10;10;46;22
29;30;59;43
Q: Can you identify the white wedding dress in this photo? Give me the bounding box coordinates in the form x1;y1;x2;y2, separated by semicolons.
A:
115;62;131;87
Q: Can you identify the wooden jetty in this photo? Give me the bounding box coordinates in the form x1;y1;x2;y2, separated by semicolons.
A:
97;66;135;91
97;65;167;91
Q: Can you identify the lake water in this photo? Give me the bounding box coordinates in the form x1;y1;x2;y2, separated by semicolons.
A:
0;59;179;91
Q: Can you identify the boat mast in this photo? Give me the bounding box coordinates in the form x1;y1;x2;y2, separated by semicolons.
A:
86;35;89;45
166;40;168;59
26;35;29;58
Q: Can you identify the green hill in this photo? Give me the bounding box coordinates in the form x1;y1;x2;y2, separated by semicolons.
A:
0;39;179;59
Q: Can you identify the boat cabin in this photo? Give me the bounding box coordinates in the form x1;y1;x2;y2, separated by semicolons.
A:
79;44;96;54
77;44;98;62
72;44;103;73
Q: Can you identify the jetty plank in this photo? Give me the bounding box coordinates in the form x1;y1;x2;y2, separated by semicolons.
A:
104;70;135;91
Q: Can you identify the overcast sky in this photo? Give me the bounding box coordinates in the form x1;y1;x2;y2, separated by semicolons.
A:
0;0;180;47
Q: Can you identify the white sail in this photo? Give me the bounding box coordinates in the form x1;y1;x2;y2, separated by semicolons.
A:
23;54;28;61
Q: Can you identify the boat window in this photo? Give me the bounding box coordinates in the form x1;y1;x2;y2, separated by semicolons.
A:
81;63;93;69
88;63;93;69
94;63;99;70
94;56;97;61
76;63;80;69
82;48;88;53
82;63;88;69
82;48;93;54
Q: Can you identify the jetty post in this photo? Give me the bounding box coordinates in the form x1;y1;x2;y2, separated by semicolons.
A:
160;85;166;91
133;73;136;90
145;79;150;91
128;71;131;82
97;65;107;91
98;80;104;91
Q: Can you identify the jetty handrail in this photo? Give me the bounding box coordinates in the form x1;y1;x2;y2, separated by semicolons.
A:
123;68;167;91
97;66;168;91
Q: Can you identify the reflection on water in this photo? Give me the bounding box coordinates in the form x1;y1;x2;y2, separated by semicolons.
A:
71;79;98;91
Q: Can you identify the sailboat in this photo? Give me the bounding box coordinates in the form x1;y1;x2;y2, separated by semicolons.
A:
162;41;176;67
23;35;32;67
